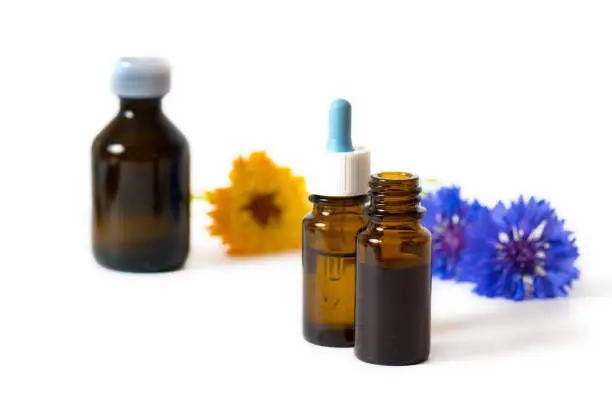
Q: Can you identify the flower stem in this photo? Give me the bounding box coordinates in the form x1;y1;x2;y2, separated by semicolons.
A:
191;193;209;202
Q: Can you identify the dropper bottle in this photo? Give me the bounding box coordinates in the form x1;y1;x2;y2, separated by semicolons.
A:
302;99;371;347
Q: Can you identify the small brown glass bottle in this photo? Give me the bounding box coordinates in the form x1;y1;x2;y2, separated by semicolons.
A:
303;195;368;346
92;58;190;272
302;99;370;347
355;172;432;365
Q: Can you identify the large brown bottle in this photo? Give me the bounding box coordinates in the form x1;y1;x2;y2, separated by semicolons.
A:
92;58;190;272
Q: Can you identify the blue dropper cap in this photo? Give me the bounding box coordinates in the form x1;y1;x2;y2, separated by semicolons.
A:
312;98;370;197
327;99;354;153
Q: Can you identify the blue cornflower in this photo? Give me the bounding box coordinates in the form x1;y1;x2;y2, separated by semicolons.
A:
421;186;482;280
460;197;580;300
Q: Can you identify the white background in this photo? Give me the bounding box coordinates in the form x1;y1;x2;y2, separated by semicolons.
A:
1;0;611;407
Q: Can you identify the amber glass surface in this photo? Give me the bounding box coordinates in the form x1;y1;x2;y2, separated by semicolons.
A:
303;195;368;347
355;172;432;365
92;98;190;272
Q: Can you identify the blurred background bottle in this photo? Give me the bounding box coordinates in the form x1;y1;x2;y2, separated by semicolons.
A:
92;58;190;272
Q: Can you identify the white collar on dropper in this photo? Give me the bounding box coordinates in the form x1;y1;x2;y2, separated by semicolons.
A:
308;99;371;197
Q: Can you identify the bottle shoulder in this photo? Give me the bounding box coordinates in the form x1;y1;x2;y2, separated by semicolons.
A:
159;115;189;145
357;222;431;265
303;209;367;254
357;222;431;244
359;221;431;233
92;113;189;157
303;210;367;231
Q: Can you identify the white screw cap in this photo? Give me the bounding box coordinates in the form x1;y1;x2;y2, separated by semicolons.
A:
112;57;170;98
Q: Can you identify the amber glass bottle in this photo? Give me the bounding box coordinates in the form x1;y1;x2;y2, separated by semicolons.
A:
355;172;432;365
303;195;368;346
92;58;190;272
302;99;370;347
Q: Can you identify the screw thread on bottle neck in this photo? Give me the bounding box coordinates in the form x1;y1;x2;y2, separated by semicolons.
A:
367;172;425;221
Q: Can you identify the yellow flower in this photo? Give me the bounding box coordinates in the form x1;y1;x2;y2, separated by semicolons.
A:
206;151;310;255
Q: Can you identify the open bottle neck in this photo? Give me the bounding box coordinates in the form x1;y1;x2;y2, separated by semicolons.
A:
366;172;425;225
